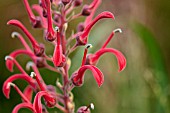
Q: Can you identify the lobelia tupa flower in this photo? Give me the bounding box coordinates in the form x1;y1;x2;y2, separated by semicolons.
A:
3;0;126;113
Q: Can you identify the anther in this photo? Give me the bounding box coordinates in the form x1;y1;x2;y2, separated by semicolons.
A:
26;61;34;71
55;26;59;32
5;56;13;61
11;32;19;38
85;103;94;111
30;72;36;78
114;28;122;33
85;44;93;49
7;82;15;89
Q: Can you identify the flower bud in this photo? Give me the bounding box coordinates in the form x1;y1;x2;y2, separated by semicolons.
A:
73;0;83;7
54;14;61;25
77;23;85;32
35;57;46;68
34;44;45;56
62;0;71;5
81;5;91;16
32;17;42;28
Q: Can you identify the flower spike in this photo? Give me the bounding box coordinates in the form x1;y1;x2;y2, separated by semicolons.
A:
7;20;45;56
12;103;36;113
86;48;126;72
77;11;115;45
3;74;35;99
71;65;104;87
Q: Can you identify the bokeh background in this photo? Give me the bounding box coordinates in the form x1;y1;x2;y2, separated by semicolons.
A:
0;0;170;113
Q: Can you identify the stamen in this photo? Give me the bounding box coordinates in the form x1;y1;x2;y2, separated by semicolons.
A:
8;82;30;103
30;72;46;91
81;44;92;66
11;32;31;51
85;44;93;49
26;61;35;71
85;103;95;111
30;72;36;78
114;28;122;33
90;103;94;110
11;32;19;38
5;56;13;61
7;82;15;89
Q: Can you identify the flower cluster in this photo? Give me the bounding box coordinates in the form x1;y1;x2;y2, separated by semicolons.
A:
3;0;126;113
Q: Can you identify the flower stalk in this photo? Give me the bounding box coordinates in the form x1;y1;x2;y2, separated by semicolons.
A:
3;1;126;113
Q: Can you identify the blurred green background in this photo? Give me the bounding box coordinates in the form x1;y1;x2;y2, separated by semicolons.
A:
0;0;170;113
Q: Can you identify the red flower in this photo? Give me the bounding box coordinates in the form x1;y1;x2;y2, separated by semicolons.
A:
23;0;42;28
33;91;56;112
86;48;126;72
86;29;126;72
53;30;66;67
71;44;104;87
7;20;45;56
2;74;35;99
76;11;115;46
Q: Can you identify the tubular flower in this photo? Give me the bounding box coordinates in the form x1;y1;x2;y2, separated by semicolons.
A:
86;48;126;72
71;65;104;87
2;74;36;99
76;11;115;46
71;44;104;87
33;91;56;112
7;20;45;56
86;29;126;72
23;0;42;28
3;0;127;112
81;0;100;16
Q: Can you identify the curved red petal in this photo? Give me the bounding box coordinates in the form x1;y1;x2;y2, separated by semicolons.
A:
85;0;101;26
7;20;39;47
3;74;35;99
77;65;104;87
6;59;14;72
81;11;115;41
94;48;126;72
12;103;36;113
23;85;33;102
33;91;55;113
5;49;35;72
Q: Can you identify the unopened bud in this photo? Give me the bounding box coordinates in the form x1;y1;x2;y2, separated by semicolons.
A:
73;0;83;7
77;23;85;32
81;5;91;16
54;14;61;24
62;0;71;5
